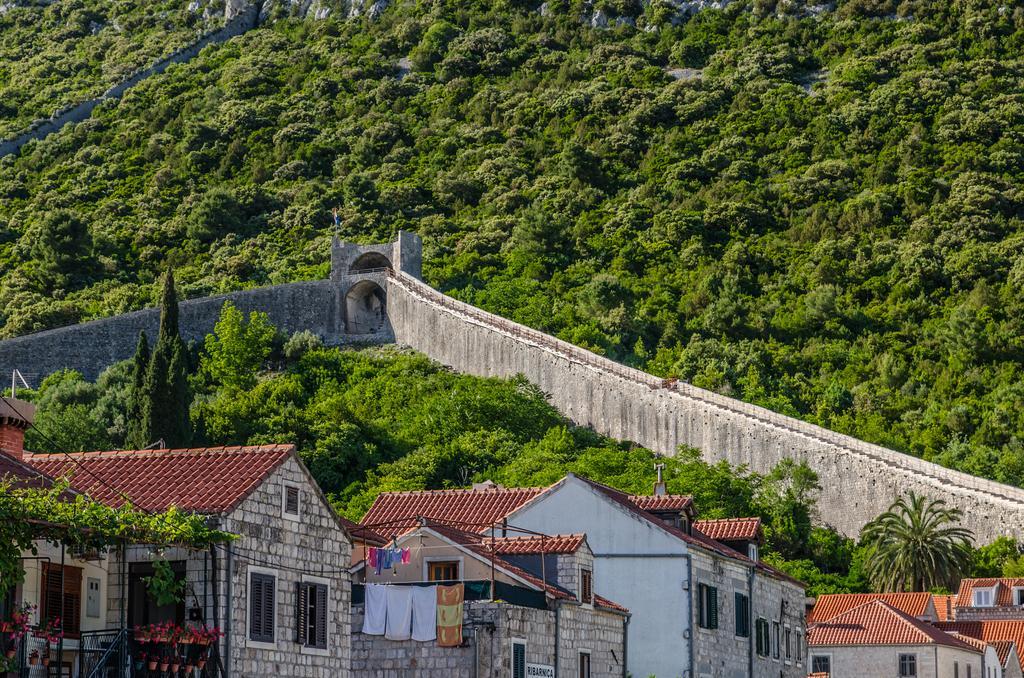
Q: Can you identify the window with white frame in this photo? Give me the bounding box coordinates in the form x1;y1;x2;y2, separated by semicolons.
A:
1014;587;1024;606
973;587;995;607
899;653;917;677
748;543;759;561
810;655;830;674
511;640;526;678
283;484;301;518
296;580;328;650
578;651;591;678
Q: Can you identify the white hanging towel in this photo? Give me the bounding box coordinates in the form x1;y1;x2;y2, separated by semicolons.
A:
411;585;438;642
362;584;388;636
385;585;413;641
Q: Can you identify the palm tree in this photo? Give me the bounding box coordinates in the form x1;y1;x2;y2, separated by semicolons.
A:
861;492;973;592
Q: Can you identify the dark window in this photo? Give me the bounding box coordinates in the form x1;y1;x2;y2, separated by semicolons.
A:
785;626;792;659
772;621;780;659
580;569;593;604
579;652;591;678
296;582;327;649
284;486;300;516
249;573;275;643
512;641;526;678
428;561;459;582
811;656;830;674
756;618;770;657
734;593;750;637
1017;588;1024;606
41;564;82;638
697;584;718;629
899;653;917;677
797;631;803;660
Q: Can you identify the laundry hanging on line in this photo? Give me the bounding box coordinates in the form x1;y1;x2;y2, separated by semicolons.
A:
368;546;411;574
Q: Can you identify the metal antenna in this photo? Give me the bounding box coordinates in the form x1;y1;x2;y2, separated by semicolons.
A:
10;369;29;398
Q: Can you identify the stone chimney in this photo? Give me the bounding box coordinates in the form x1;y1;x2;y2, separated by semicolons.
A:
0;398;35;460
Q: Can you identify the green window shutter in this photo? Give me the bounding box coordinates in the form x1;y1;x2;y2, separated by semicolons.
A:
735;593;749;637
708;586;718;630
314;584;328;650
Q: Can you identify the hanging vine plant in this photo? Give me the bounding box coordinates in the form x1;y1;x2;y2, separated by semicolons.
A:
143;558;186;607
0;479;236;597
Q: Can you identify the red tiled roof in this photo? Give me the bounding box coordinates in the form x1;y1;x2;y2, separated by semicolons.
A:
492;534;586;555
341;517;387;546
990;640;1016;668
948;633;992;654
808;593;935;624
955;578;1024;608
594;594;628;613
694;517;762;542
26;445;294;513
360;487;545;536
934;594;955;622
808;600;979;651
935;621;1024;671
628;495;693;512
0;450;58;491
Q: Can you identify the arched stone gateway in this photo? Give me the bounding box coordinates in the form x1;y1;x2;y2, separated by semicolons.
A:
345;280;388;335
349;252;392;273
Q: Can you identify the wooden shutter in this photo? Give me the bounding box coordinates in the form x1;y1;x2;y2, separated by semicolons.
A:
512;642;526;678
41;564;82;637
735;593;749;637
313;584;328;650
285;486;299;515
250;573;275;643
708;586;718;630
581;570;592;604
295;582;308;645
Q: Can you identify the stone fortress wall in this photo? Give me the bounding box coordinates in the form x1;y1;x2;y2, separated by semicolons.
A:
2;233;1023;541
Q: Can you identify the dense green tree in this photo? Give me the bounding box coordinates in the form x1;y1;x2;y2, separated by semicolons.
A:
125;331;151;449
861;493;973;592
200;301;277;391
140;270;192;448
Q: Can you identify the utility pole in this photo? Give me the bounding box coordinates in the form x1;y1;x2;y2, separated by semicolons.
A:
10;369;29;398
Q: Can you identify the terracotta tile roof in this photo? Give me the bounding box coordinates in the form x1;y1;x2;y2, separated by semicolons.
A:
948;633;992;654
341;517;387;546
417;521;627;615
933;594;956;622
808;593;935;624
492;534;586;555
360;487;545;536
935;621;1024;671
628;494;693;512
25;445;294;514
0;450;58;491
694;517;762;542
808;600;979;651
990;639;1016;668
955;578;1024;608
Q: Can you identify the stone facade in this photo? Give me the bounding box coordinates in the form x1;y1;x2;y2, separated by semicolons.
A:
105;454;352;678
808;643;982;678
351;598;627;677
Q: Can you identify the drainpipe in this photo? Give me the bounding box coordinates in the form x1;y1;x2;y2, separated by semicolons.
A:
225;543;233;678
553;598;561;678
686;553;694;678
748;565;755;678
621;614;629;678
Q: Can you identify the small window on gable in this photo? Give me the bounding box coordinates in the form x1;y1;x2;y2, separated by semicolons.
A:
810;655;830;674
1015;588;1024;606
283;484;300;518
428;561;459;582
580;569;593;605
748;543;759;561
973;588;995;607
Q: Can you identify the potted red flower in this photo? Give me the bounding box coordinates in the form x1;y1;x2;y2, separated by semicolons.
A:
28;649;39;666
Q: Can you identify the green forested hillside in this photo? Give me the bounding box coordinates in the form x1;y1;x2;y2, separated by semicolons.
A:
0;0;225;137
2;0;1024;487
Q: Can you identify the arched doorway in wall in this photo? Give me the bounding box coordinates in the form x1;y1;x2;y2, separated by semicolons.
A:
349;252;392;274
345;280;388;334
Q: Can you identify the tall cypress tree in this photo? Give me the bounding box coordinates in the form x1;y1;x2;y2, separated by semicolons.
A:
139;269;192;448
125;331;151;449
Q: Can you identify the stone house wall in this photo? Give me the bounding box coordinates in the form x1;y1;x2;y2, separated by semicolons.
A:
689;547;807;678
106;454;351;678
351;598;627;677
808;643;983;678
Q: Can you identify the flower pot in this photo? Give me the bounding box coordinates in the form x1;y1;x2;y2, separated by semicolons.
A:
160;662;169;672
42;658;50;667
171;663;180;673
148;660;158;670
28;657;38;666
4;649;15;659
185;665;194;672
197;659;206;669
